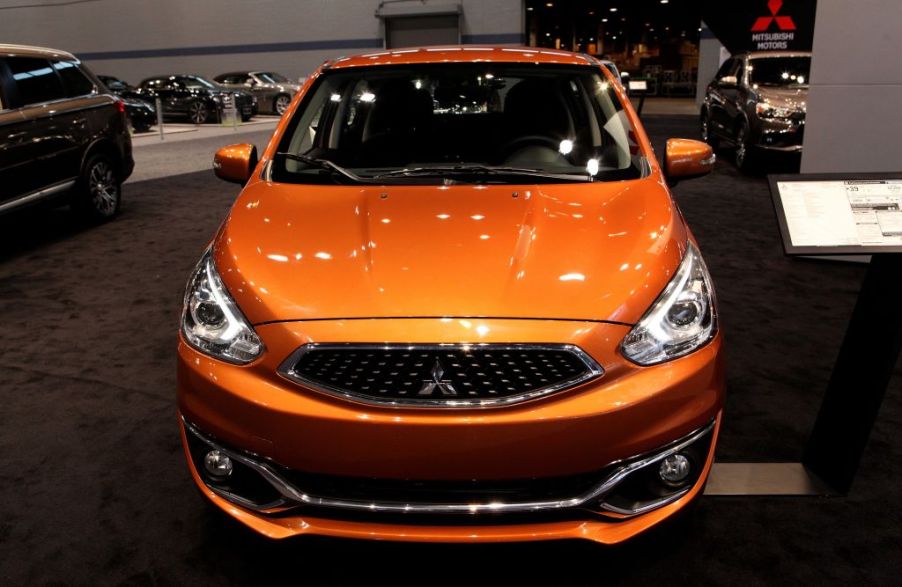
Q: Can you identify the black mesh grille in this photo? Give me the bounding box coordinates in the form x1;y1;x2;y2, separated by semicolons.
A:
283;345;602;406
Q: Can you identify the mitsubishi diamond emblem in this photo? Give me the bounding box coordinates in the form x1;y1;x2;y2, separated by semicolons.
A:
418;358;458;397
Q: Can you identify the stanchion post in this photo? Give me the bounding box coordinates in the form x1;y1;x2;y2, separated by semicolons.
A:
155;97;164;141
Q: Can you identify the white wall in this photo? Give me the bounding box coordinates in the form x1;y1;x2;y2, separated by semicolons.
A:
695;22;728;107
0;0;523;83
801;0;902;173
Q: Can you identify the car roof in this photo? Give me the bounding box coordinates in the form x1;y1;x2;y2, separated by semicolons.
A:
0;43;77;60
216;71;249;78
326;45;596;70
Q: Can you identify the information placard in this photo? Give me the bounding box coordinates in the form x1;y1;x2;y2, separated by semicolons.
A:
769;173;902;255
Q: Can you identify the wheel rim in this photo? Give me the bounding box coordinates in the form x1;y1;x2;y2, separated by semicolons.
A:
275;96;290;115
89;160;118;216
190;102;206;124
736;128;747;166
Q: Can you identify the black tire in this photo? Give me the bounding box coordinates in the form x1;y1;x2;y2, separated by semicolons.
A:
700;109;718;149
131;122;151;133
241;112;253;122
72;152;121;221
188;100;209;124
273;93;291;116
734;123;756;173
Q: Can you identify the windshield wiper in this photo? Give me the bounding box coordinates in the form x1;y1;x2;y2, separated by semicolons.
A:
373;165;589;182
276;152;370;184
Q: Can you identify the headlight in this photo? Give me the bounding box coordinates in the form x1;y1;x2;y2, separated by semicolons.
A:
621;243;717;366
755;102;797;118
181;249;264;364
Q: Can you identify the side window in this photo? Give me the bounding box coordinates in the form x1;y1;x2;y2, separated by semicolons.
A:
7;57;66;106
52;60;96;97
714;58;734;81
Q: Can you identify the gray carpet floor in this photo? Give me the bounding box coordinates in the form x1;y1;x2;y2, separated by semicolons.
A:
0;115;899;585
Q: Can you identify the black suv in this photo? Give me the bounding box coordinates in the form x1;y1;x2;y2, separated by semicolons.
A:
701;51;810;171
0;44;134;219
97;75;157;133
136;75;256;124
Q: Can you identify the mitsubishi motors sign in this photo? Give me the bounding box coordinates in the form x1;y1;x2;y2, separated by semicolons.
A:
751;0;798;50
702;0;817;53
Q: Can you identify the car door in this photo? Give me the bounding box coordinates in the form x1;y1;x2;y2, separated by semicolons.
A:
169;77;195;114
707;58;741;138
50;59;105;178
2;56;74;197
142;77;182;116
0;60;31;206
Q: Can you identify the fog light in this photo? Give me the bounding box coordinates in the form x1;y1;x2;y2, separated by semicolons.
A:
659;454;691;486
204;450;233;480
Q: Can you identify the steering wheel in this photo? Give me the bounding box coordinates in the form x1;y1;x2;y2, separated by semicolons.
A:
500;135;566;162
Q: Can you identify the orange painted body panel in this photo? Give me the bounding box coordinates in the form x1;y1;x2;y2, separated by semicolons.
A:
178;46;727;544
216;180;686;325
181;414;721;544
179;320;723;479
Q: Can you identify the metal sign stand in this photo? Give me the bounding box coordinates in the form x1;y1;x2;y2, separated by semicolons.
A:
768;173;902;494
803;252;902;492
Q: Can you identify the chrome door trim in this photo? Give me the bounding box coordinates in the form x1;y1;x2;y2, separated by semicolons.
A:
0;178;76;213
276;343;605;408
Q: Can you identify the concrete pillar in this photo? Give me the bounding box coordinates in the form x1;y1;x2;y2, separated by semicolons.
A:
801;0;902;173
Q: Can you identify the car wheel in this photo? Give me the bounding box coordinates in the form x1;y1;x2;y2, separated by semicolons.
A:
131;122;151;133
274;94;291;116
734;124;755;172
700;110;718;148
73;153;121;220
188;101;209;124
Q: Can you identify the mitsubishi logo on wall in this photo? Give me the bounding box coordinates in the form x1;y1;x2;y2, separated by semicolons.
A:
417;358;458;397
752;0;797;32
750;0;802;50
700;0;816;53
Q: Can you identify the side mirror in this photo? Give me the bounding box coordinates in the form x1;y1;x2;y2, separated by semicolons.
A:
719;75;738;88
213;143;258;184
664;138;715;186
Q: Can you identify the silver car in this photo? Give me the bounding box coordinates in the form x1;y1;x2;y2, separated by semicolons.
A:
214;71;300;115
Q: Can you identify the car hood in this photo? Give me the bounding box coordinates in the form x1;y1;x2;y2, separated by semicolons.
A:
756;86;808;111
214;177;687;325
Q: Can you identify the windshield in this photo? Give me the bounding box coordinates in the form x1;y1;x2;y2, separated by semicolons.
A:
255;72;290;84
749;56;811;87
272;63;644;185
184;76;217;89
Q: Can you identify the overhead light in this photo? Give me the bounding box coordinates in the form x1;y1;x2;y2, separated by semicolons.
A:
527;6;533;10
602;17;608;22
610;7;618;12
661;0;670;4
546;2;553;6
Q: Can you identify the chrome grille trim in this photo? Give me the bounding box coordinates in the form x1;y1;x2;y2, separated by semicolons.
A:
276;343;604;408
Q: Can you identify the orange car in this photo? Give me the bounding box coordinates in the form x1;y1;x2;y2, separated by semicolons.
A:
178;46;723;545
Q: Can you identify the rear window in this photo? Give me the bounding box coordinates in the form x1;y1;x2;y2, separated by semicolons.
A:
7;57;66;106
53;60;96;97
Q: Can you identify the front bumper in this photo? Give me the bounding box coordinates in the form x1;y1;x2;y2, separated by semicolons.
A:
753;116;805;152
177;318;725;544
